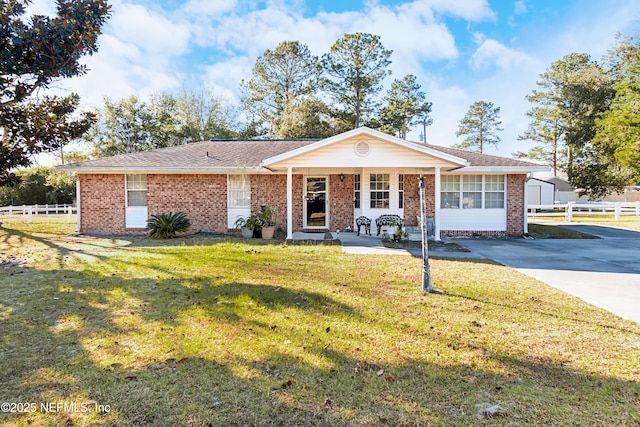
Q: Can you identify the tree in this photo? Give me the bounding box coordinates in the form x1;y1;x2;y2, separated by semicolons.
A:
321;32;392;128
378;74;432;139
240;41;320;136
523;53;621;198
0;0;111;186
87;96;165;157
271;97;346;139
514;105;565;175
454;101;502;152
171;87;238;142
0;166;75;206
592;35;640;184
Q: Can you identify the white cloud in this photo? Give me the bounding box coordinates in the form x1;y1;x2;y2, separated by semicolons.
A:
181;0;237;16
514;1;528;15
470;38;536;70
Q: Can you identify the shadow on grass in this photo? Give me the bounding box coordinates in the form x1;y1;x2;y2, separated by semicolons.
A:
1;226;639;425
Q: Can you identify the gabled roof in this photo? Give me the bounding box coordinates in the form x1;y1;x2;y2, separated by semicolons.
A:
58;127;546;174
262;127;469;167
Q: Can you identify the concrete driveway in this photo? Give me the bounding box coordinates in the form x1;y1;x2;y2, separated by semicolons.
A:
457;224;640;324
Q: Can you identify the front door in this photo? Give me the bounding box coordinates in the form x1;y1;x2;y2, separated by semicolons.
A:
304;176;328;229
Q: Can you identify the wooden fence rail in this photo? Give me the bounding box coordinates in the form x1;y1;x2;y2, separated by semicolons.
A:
0;204;77;223
528;201;640;221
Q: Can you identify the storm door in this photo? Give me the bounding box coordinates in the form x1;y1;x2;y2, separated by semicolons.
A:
304;177;328;229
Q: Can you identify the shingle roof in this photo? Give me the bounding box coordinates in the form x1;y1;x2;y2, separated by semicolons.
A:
61;137;539;170
64;139;317;169
415;143;539;167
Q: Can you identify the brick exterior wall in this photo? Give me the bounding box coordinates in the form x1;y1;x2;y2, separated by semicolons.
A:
78;172;527;237
251;174;289;234
329;174;354;232
79;174;126;234
403;174;434;226
506;174;525;235
147;174;227;233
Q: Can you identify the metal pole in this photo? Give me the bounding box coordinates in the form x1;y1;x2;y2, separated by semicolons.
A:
419;174;434;293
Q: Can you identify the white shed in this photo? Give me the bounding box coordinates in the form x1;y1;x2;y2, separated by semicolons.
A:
527;177;555;205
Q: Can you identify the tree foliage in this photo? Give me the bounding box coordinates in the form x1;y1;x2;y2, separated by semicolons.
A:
240;41;320;137
0;0;111;186
593;35;640;185
514;105;565;175
86;90;237;157
520;52;627;199
454;101;502;153
0;166;75;206
321;33;392;128
378;74;432;139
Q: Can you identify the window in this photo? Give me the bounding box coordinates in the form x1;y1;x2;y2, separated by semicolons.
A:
228;175;251;208
354;174;361;209
441;175;505;209
441;175;460;209
398;174;404;209
370;174;390;208
485;175;505;208
126;175;147;207
462;175;482;209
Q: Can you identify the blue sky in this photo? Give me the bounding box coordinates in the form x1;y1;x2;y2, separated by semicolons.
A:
30;0;640;162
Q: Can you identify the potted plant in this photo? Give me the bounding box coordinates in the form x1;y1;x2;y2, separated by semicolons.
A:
244;214;262;238
233;216;254;239
256;204;276;240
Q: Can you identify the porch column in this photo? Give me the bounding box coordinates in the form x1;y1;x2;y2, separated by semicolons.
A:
75;175;81;233
434;167;441;241
286;166;293;240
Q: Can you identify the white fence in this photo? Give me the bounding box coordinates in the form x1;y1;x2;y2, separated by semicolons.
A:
0;204;77;223
528;201;640;221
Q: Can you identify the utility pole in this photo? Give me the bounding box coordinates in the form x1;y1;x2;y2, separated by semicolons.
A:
419;174;440;294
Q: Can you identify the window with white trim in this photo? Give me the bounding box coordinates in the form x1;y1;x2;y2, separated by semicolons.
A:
126;175;147;207
441;175;505;209
228;175;251;208
484;175;505;208
354;174;361;209
462;175;482;209
441;175;460;209
370;173;390;208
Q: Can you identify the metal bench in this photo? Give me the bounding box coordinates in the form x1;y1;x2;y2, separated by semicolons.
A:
375;214;403;236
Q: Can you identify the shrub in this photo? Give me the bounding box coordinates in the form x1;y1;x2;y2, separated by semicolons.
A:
146;211;191;239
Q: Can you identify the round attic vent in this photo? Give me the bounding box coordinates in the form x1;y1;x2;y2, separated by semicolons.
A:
354;141;371;157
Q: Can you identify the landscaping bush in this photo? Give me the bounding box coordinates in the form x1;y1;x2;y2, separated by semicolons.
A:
146;211;191;238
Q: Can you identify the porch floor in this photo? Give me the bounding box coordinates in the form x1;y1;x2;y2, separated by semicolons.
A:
290;231;478;257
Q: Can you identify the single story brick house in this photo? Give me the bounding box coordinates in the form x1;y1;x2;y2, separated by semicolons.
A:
59;127;546;240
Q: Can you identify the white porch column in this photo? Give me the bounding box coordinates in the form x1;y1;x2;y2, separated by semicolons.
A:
286;167;293;240
523;175;529;234
75;176;81;233
434;167;441;241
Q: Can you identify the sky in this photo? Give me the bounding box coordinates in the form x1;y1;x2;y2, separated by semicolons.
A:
28;0;640;164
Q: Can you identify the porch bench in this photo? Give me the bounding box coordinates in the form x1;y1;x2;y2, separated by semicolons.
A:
375;214;403;236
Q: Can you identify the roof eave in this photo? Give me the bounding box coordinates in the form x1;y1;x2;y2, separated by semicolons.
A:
452;166;551;173
56;166;268;174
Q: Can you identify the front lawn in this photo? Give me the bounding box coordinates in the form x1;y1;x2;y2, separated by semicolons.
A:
1;217;639;426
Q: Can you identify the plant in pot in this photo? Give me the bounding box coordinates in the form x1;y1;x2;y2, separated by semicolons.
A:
256;204;276;240
233;216;254;239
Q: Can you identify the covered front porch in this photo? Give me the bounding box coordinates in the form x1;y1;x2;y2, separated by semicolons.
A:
281;168;444;240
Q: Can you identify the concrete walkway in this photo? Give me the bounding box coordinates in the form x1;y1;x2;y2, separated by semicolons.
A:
457;223;640;324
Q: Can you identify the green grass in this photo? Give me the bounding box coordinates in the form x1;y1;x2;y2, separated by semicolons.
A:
1;217;639;426
530;214;640;231
526;223;600;239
